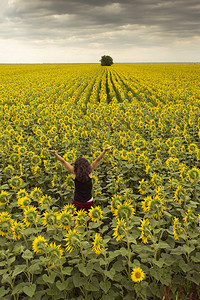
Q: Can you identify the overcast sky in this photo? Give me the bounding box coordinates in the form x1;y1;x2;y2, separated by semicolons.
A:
0;0;200;63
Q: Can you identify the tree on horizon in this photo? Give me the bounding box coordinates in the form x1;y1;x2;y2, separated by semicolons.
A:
100;55;113;66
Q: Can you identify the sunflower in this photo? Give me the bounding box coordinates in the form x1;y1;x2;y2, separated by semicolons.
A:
179;164;189;182
145;164;150;175
165;139;172;147
123;188;133;200
88;206;103;222
4;165;15;177
31;165;40;175
11;221;25;240
75;209;88;227
152;158;162;169
114;201;135;221
24;206;39;227
27;151;35;158
132;139;140;149
27;137;35;144
168;146;177;157
120;149;128;160
131;267;145;283
19;163;23;176
113;219;127;241
47;139;52;148
138;219;152;244
13;145;20;153
18;146;27;155
64;229;81;253
173;185;187;204
39;195;52;208
134;147;141;156
43;160;50;171
34;142;41;151
138;179;149;195
173;217;183;240
181;145;186;154
18;196;31;208
138;138;146;148
151;173;163;187
0;190;10;206
31;155;41;165
147;195;165;219
116;177;124;191
188;143;198;154
42;211;58;228
113;148;120;159
23;119;29;126
16;135;23;144
16;189;28;200
47;242;64;265
50;126;57;135
64;174;74;190
92;233;104;255
92;174;98;186
40;135;47;143
155;186;165;199
9;153;20;164
30;187;43;201
63;204;76;215
111;195;123;213
32;235;48;254
167;178;179;190
183;209;195;226
0;212;13;236
58;211;74;230
138;153;148;165
51;174;58;187
166;157;178;169
127;151;135;162
63;151;76;162
173;138;182;148
152;139;160;148
9;175;23;189
41;148;48;158
141;196;152;213
54;161;63;171
187;167;200;183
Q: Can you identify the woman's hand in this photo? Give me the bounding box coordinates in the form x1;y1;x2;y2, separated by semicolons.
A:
47;150;56;155
104;146;114;152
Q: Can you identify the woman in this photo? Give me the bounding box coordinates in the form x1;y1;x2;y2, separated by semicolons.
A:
47;146;113;211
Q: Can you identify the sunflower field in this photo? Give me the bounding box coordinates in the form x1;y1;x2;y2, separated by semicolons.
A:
1;63;200;300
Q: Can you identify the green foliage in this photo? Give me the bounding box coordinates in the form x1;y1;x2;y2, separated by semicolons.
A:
1;64;200;299
100;55;113;66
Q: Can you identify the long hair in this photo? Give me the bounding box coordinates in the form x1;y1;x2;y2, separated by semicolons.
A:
74;157;92;183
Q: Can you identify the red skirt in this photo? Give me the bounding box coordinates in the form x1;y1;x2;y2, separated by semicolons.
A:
73;200;94;212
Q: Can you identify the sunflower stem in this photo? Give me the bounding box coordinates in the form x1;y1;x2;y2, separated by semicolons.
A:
23;233;28;248
80;244;86;265
59;261;67;300
6;254;16;299
103;251;109;283
126;233;131;278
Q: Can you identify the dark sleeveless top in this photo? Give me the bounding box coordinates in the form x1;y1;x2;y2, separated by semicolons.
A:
74;177;93;203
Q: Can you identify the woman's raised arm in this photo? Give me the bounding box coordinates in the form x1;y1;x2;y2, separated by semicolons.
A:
91;146;113;172
47;150;74;174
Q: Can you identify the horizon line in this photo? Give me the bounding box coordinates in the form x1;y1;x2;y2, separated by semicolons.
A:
0;61;199;65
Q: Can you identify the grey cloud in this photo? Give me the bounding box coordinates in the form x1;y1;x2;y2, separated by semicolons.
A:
2;0;200;46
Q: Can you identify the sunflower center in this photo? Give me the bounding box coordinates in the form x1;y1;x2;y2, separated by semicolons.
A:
135;271;141;279
27;212;37;223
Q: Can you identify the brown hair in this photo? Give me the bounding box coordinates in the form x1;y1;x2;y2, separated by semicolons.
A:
74;157;92;182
